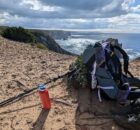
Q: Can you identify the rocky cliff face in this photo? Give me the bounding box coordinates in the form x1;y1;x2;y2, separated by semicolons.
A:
45;30;71;40
31;29;71;40
0;26;73;55
31;30;73;55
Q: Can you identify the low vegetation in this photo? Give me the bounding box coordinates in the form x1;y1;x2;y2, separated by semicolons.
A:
36;43;47;49
0;26;73;54
68;56;88;88
1;26;47;50
2;26;37;43
0;26;7;34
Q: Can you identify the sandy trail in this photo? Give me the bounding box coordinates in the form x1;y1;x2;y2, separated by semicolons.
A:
0;36;77;130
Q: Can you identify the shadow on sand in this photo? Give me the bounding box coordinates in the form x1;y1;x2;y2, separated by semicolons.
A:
0;103;40;115
32;109;50;130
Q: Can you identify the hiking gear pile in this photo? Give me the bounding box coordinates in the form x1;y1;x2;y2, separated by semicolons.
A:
81;38;140;103
68;38;140;103
68;38;140;130
114;114;140;130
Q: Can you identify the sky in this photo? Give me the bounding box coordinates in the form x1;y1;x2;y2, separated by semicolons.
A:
0;0;140;33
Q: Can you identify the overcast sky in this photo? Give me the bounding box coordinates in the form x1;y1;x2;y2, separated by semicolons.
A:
0;0;140;32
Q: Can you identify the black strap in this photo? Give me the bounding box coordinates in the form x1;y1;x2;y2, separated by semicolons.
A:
113;45;129;75
127;70;134;78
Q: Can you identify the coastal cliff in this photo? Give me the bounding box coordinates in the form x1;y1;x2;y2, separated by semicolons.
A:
0;26;72;55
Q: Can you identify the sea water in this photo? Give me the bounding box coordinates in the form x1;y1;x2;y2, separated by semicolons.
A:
56;32;140;60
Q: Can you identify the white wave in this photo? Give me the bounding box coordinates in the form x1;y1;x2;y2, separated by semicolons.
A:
56;38;97;55
125;49;140;60
56;38;140;60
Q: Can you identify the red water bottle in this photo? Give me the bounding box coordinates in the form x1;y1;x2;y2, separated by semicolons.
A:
38;84;51;109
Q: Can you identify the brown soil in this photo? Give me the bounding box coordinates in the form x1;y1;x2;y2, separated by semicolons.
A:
0;36;139;130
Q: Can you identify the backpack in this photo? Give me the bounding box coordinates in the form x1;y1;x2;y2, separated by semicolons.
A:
82;38;133;99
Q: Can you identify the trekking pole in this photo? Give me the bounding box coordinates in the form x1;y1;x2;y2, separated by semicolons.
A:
0;69;76;107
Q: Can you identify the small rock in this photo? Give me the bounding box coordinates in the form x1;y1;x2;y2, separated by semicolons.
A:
31;56;35;59
41;61;46;64
54;107;60;114
56;118;61;122
7;84;11;89
59;126;68;130
16;121;20;125
26;118;33;124
64;120;70;125
11;74;17;78
72;100;78;104
0;117;4;121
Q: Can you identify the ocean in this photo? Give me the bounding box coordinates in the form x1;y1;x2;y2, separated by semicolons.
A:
56;32;140;60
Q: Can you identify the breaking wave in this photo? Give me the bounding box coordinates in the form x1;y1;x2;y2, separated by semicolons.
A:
56;38;97;55
125;49;140;60
56;38;140;60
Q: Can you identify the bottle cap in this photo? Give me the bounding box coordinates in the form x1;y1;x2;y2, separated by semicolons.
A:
38;84;46;91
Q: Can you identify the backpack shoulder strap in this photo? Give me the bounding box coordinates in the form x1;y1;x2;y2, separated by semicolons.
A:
113;45;133;77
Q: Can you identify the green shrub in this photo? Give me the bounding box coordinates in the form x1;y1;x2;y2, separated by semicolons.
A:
68;56;88;88
2;26;37;43
0;26;7;35
36;43;47;49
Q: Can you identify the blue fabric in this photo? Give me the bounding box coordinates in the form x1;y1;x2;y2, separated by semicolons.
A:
117;87;130;102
